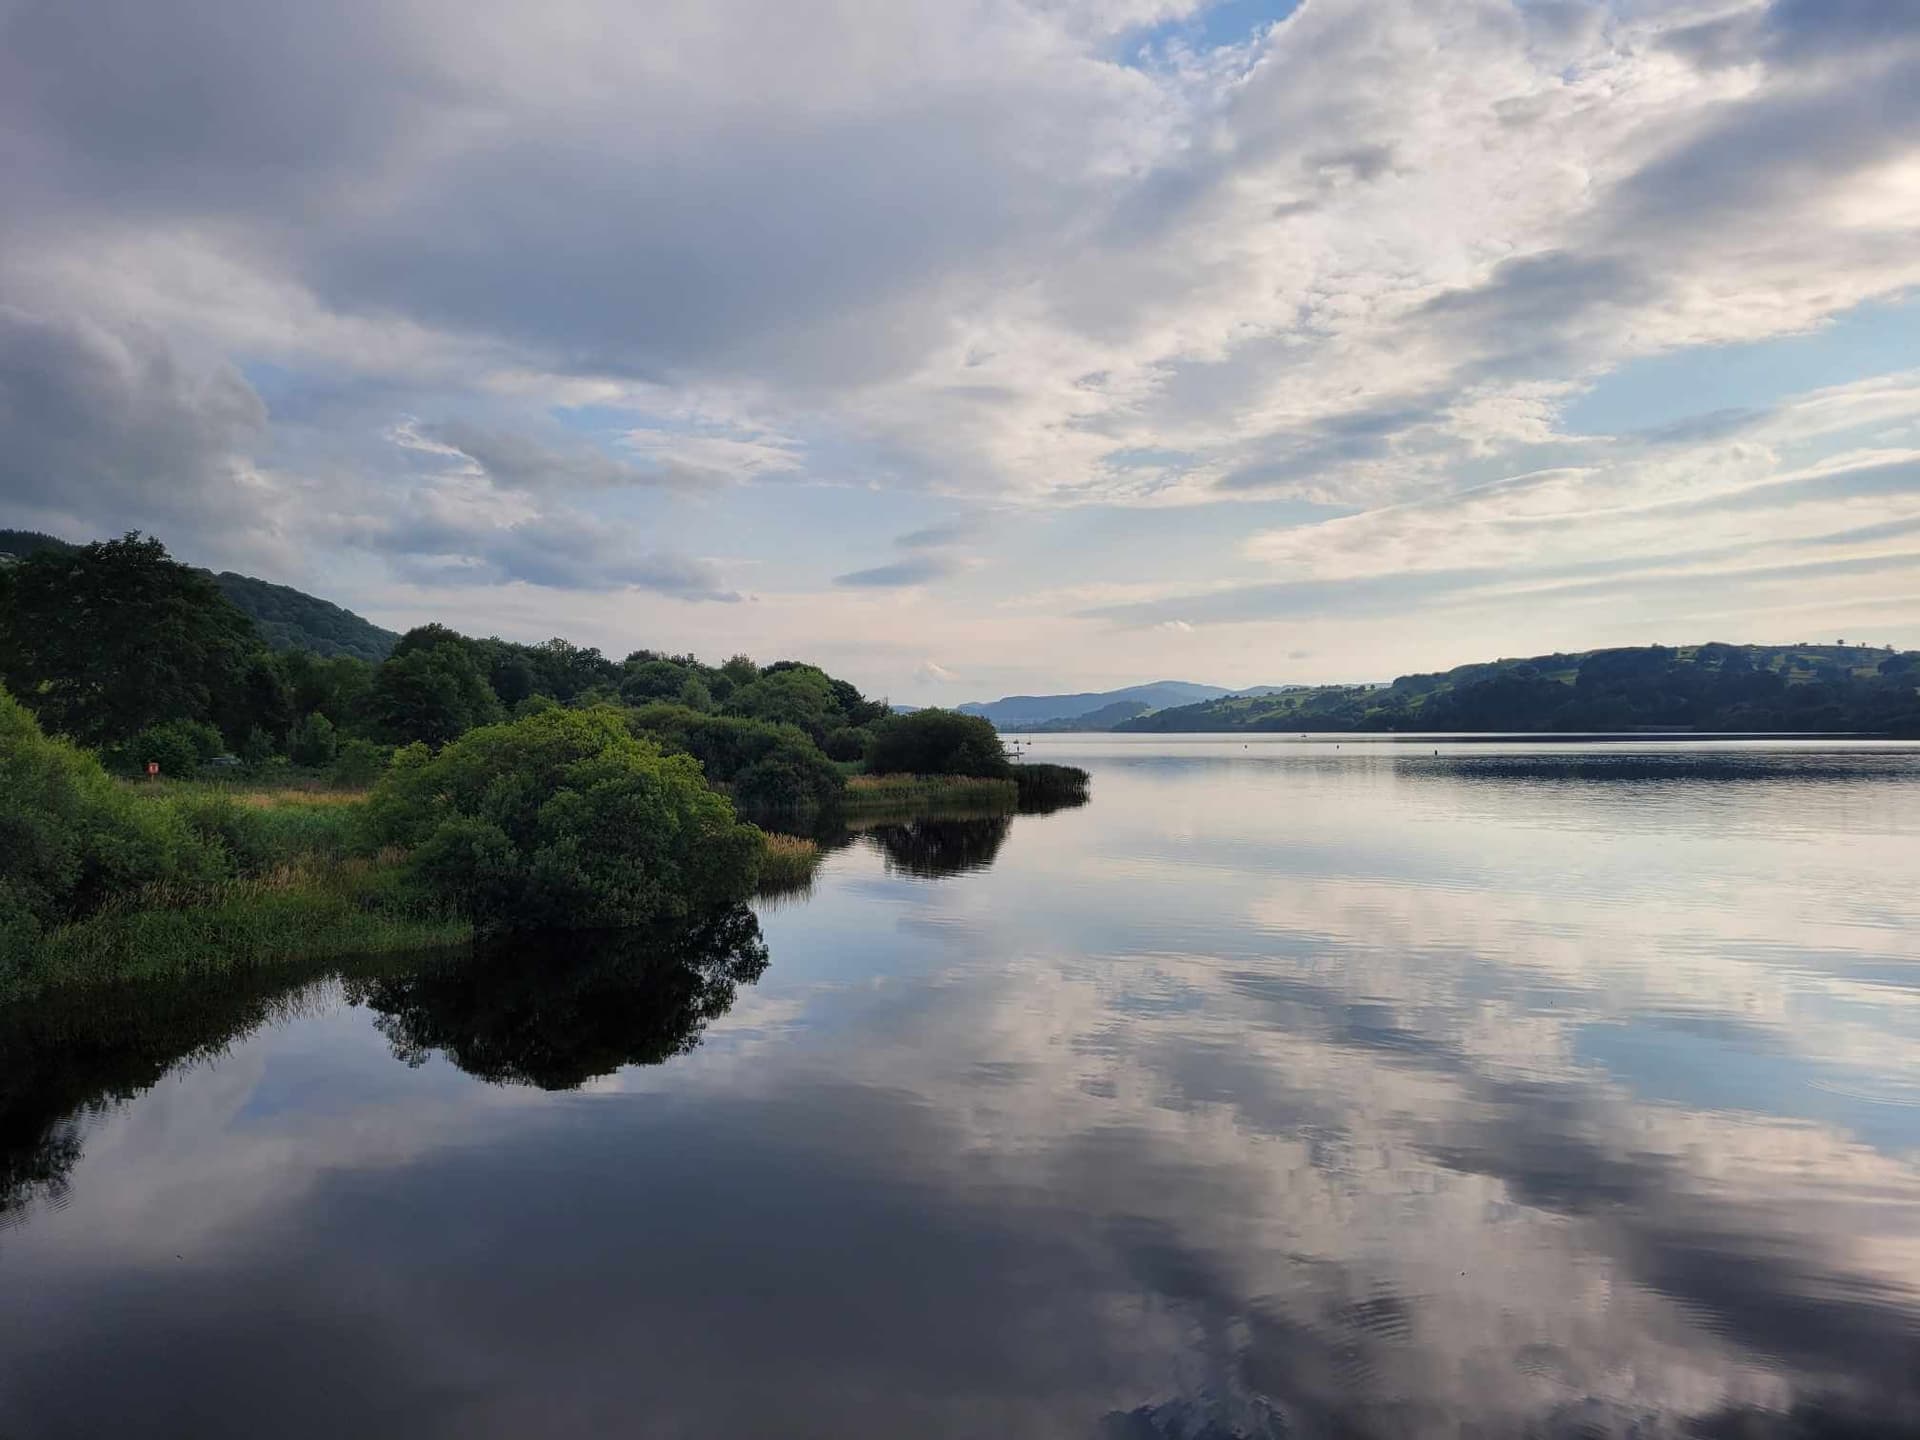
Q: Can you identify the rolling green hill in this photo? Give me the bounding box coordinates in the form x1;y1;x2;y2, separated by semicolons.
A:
1117;643;1920;736
210;572;398;662
1;529;397;662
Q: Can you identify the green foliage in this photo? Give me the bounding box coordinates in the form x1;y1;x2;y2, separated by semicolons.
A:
626;703;845;816
116;718;224;777
0;689;233;938
369;638;503;745
211;571;399;662
823;725;871;762
288;712;339;767
367;706;763;930
866;708;1011;777
841;773;1018;815
724;665;840;741
240;725;279;764
281;651;374;729
329;737;390;787
1013;762;1091;808
222;651;295;751
0;533;261;748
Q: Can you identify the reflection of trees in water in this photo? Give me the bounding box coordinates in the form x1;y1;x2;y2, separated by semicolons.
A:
347;905;769;1090
0;960;349;1222
862;815;1012;878
0;907;771;1219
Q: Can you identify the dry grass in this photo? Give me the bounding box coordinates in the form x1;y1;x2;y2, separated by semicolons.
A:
843;773;1018;814
755;831;824;897
225;787;369;809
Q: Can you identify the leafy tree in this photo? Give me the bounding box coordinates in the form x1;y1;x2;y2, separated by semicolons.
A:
117;719;224;777
328;737;390;787
725;665;840;742
0;534;258;747
621;658;699;704
388;623;472;660
823;726;870;762
240;726;279;764
527;637;619;701
626;704;845;816
714;653;758;700
222;650;295;751
367;706;762;930
369;641;503;746
486;648;541;708
282;652;374;730
288;712;339;767
866;708;1010;778
678;675;713;712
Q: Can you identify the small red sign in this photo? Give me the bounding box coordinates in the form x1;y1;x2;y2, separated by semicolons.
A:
147;761;160;777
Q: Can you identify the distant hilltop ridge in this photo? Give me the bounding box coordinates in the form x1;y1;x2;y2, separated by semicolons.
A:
1114;643;1919;736
960;680;1298;731
0;529;399;662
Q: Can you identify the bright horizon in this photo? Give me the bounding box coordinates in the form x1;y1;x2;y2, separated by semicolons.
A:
4;0;1918;705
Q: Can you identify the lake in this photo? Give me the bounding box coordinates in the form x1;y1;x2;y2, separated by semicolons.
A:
4;737;1919;1437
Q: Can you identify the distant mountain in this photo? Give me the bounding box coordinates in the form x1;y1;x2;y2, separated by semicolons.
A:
1005;699;1153;733
2;528;398;663
1116;643;1920;736
961;681;1231;729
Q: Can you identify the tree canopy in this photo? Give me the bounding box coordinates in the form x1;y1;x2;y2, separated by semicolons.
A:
367;706;763;930
866;708;1010;777
0;534;261;748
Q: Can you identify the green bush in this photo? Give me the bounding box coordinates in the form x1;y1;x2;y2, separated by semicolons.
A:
288;711;339;767
329;737;390;787
865;709;1010;778
626;704;844;816
1013;762;1090;808
241;725;279;764
367;705;762;931
115;718;224;777
823;726;870;762
0;687;233;936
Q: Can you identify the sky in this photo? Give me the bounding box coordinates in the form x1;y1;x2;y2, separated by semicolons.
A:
2;0;1917;704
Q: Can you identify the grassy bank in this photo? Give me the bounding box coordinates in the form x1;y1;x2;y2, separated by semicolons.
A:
9;855;469;999
842;773;1020;816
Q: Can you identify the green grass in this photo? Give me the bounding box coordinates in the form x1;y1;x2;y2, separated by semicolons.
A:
8;857;469;999
842;773;1019;816
4;779;462;999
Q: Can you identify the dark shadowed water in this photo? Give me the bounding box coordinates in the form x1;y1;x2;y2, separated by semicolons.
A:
5;737;1920;1438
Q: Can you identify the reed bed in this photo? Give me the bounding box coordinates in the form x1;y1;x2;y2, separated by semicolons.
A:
753;832;825;899
842;774;1018;815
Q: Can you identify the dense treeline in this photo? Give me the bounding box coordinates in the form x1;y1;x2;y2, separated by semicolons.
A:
0;533;1021;808
1119;644;1920;736
1;529;1086;989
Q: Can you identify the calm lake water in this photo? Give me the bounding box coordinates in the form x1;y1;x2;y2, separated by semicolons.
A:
5;737;1920;1437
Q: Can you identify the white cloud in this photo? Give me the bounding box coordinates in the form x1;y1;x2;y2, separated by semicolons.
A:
2;0;1917;673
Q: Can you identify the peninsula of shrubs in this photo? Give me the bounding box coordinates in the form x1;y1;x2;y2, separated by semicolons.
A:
0;533;1088;992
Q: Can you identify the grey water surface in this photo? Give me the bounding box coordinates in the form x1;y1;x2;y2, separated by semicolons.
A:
4;737;1919;1437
